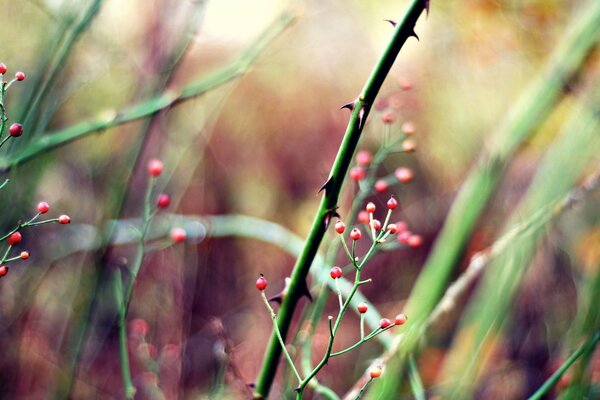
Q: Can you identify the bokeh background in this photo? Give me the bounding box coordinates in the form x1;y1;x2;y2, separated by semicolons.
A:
0;0;598;398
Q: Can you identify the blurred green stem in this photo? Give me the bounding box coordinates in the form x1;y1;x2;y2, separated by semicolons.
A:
2;13;295;171
528;332;600;400
254;1;428;396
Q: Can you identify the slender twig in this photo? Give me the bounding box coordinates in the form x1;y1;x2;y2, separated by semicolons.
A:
527;331;600;400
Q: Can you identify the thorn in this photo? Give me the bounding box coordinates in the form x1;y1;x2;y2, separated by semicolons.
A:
384;19;397;27
268;294;283;304
319;175;334;194
323;207;340;230
340;101;355;111
357;106;366;130
298;278;313;302
410;30;420;41
425;0;430;16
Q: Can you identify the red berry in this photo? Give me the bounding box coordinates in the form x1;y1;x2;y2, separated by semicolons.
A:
402;139;416;152
15;71;25;81
407;234;423;248
395;313;408;325
37;202;50;214
58;215;71;224
0;266;7;277
330;266;343;279
256;275;267;291
379;318;392;329
387;197;398;210
374;98;389;111
358;210;370;224
369;366;382;379
398;230;411;244
395;167;414;183
157;193;171;208
9;123;23;137
387;224;398;234
7;232;22;246
356;150;372;167
170;227;186;243
374;180;388;193
350;228;362;241
129;318;149;337
0;63;6;74
350;167;366;181
395;221;408;233
366;202;376;213
401;121;416;134
147;159;163;177
370;219;381;231
357;302;368;313
20;251;29;260
382;111;395;124
334;221;345;234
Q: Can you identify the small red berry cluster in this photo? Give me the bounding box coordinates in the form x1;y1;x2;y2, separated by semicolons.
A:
127;318;181;398
146;159;186;244
0;63;27;150
0;202;70;279
350;150;415;190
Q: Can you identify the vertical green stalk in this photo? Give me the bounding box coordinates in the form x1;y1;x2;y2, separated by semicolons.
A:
254;1;428;396
368;1;600;397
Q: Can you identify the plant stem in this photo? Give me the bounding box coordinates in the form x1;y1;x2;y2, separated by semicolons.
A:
527;332;600;400
254;2;427;395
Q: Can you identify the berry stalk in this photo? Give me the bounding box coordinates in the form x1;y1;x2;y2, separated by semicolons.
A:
254;1;428;396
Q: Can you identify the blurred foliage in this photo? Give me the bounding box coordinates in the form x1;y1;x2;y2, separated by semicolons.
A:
0;0;597;399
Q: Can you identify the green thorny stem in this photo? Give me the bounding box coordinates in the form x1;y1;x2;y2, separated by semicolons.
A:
260;214;399;399
254;1;428;397
116;176;158;399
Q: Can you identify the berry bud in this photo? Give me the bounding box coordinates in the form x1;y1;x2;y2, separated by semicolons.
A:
369;366;382;379
398;230;411;244
382;111;395;124
7;232;22;246
330;266;343;279
402;139;416;152
15;71;25;81
395;167;414;183
379;318;392;329
9;123;23;137
20;251;29;260
58;215;71;224
256;275;267;291
358;210;370;224
129;318;149;337
37;201;50;214
366;202;376;213
407;234;423;248
350;228;362;241
350;167;366;181
357;303;368;314
370;219;381;231
170;227;186;243
157;193;170;208
387;197;398;210
334;221;345;234
395;313;408;325
374;180;388;193
356;150;372;167
386;224;398;234
0;266;7;277
147;159;163;177
0;63;6;74
401;121;416;134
